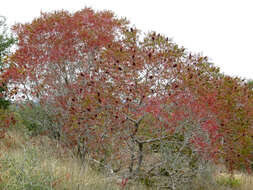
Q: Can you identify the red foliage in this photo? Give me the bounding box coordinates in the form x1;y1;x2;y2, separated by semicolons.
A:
8;8;253;172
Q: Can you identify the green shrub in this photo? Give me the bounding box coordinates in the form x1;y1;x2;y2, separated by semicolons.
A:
14;101;59;138
141;128;214;190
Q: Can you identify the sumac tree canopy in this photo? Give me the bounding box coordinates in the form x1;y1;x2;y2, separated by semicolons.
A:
8;8;253;179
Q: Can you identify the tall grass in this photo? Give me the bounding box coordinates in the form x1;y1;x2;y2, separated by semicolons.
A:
0;130;149;190
0;129;252;190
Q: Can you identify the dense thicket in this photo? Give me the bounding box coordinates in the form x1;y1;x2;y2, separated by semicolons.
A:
3;8;252;189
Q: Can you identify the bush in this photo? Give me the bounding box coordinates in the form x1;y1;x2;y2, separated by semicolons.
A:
140;132;212;190
15;101;60;138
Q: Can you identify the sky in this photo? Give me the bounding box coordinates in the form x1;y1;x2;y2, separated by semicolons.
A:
1;0;253;79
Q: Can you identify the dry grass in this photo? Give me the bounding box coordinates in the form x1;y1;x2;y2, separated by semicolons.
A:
0;129;252;190
0;129;149;190
214;165;253;190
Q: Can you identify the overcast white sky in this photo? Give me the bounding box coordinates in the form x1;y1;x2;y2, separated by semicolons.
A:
1;0;252;79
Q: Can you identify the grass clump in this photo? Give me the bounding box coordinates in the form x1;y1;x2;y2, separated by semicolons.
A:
216;175;241;188
0;147;57;190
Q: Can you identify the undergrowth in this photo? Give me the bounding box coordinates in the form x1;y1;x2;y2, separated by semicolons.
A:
0;129;252;190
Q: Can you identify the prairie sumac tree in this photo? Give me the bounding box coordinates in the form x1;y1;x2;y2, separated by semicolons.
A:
9;7;253;184
182;63;253;172
204;76;253;172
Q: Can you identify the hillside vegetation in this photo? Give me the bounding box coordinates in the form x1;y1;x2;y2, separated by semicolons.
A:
0;7;253;190
0;128;253;189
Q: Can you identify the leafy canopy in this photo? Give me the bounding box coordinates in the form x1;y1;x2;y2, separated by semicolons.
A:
8;8;253;175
